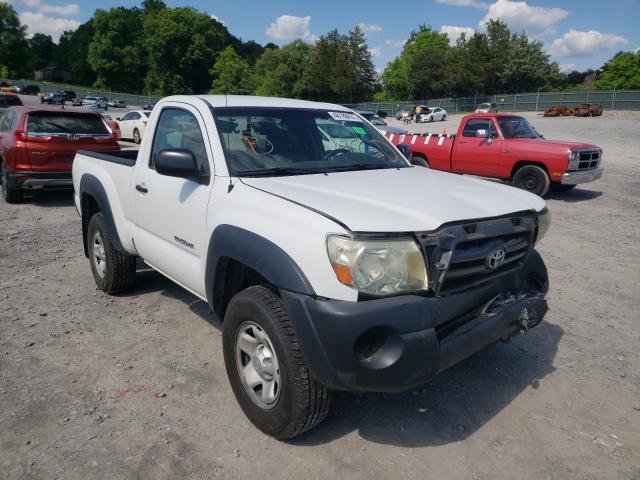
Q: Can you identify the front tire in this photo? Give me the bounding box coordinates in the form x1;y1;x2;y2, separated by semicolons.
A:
441;114;447;121
223;286;331;439
133;128;141;144
87;213;136;293
513;165;550;197
1;162;23;204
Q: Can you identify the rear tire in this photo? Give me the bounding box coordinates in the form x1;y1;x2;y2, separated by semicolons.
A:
87;213;136;293
1;162;23;204
223;285;331;439
411;154;430;168
133;128;141;144
512;165;550;197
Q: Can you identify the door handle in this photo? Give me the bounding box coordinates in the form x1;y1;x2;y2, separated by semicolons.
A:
502;150;512;154
135;184;148;193
458;140;467;144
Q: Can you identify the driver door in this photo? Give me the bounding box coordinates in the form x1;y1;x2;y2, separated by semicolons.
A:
452;117;502;176
133;104;214;297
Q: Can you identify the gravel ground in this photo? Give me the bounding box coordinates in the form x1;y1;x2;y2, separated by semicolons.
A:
1;110;639;479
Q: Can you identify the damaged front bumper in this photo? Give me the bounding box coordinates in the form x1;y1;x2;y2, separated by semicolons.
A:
283;250;549;393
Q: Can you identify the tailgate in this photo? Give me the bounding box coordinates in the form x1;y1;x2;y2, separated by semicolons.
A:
24;112;117;171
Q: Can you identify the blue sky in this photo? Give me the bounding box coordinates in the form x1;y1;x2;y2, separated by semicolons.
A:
9;0;640;73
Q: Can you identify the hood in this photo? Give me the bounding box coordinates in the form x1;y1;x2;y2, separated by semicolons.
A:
512;138;599;151
376;125;408;135
241;167;546;232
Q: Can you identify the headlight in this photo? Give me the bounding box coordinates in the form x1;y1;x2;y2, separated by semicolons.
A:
326;235;428;295
536;206;551;244
568;151;579;171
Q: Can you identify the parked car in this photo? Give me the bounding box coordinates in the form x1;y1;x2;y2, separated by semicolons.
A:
418;107;447;122
117;110;151;144
60;90;76;101
356;110;408;135
0;82;18;93
0;93;23;108
142;102;156;110
81;96;108;110
573;103;603;117
42;92;66;105
395;107;412;120
385;112;603;196
72;95;551;439
17;84;41;95
0;106;120;203
475;102;498;113
101;112;121;140
108;99;126;108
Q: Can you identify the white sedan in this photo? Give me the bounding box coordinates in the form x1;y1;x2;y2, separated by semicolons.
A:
419;107;447;122
117;110;151;144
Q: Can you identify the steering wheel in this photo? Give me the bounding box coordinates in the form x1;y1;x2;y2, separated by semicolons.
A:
324;148;351;160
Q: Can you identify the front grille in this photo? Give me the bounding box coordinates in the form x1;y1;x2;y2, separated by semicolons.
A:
416;212;536;296
577;150;601;170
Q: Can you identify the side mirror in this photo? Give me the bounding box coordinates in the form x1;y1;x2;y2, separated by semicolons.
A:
476;129;488;138
396;143;411;159
155;148;201;180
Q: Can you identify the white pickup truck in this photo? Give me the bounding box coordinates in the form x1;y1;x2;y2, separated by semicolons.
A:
72;95;551;439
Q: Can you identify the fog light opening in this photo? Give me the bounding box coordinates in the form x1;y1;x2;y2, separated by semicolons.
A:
354;326;404;370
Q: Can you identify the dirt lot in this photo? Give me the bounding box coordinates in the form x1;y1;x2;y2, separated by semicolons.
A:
1;111;639;479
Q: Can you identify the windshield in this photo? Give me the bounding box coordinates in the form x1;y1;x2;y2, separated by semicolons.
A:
212;107;407;177
497;116;539;139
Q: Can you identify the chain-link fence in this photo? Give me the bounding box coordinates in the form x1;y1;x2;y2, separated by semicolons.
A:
344;89;640;116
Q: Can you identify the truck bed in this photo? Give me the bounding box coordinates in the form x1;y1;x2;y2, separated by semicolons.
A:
76;149;138;167
382;132;455;170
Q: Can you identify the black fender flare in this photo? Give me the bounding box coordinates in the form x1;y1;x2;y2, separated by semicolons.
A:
204;224;315;312
79;174;125;256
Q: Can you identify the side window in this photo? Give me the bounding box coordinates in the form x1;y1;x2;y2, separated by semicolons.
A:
121;112;133;121
462;119;491;137
130;112;141;121
150;108;209;173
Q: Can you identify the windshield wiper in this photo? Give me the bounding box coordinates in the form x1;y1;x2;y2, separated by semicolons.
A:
323;164;397;173
236;166;326;177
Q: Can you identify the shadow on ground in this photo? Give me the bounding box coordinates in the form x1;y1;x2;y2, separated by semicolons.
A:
547;187;602;203
27;189;75;207
122;268;563;448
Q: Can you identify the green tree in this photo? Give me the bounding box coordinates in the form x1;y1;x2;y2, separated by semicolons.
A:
596;51;640;90
88;7;146;92
27;33;55;72
143;7;233;95
210;46;255;94
55;21;97;86
0;2;29;78
254;40;312;98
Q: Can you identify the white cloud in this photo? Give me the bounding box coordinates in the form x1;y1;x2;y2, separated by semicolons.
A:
210;14;225;26
559;63;576;73
548;29;628;57
440;25;475;46
265;15;317;42
369;46;382;58
635;46;640;54
19;11;80;40
479;0;569;37
22;0;80;16
385;39;406;49
436;0;490;9
358;23;383;35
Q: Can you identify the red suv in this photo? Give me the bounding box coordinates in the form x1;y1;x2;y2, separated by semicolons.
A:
0;106;120;203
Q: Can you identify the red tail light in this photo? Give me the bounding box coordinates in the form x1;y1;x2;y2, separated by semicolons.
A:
15;130;52;143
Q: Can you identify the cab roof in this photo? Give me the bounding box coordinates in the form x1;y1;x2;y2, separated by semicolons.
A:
163;94;352;112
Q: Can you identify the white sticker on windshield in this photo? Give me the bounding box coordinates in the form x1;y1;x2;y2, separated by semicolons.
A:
328;111;362;122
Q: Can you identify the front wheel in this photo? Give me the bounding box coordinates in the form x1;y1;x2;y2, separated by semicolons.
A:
513;165;550;197
223;286;331;439
441;114;447;121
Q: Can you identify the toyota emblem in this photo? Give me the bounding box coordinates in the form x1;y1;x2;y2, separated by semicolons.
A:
486;246;506;270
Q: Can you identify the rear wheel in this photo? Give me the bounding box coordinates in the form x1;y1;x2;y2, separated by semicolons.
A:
87;213;136;293
1;161;23;204
223;285;331;439
411;154;430;168
513;165;550;197
133;128;141;144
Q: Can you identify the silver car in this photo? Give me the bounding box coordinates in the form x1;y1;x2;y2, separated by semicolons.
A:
357;110;409;135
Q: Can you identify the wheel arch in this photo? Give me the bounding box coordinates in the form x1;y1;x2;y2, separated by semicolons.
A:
205;225;315;318
79;174;125;257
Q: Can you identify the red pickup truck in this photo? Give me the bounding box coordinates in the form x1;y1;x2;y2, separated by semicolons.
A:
0;106;120;203
385;113;603;196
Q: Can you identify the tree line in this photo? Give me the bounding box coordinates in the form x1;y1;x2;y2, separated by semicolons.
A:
1;0;638;102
